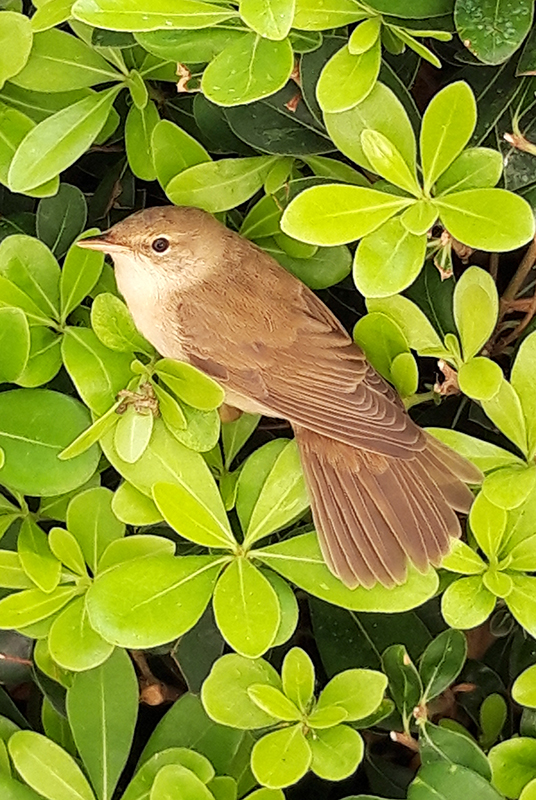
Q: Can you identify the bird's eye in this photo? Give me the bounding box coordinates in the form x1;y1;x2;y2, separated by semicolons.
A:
151;237;169;253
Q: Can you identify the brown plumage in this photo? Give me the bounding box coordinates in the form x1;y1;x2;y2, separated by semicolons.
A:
78;205;482;589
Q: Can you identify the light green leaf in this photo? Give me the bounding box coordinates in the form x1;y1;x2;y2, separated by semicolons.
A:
316;40;381;114
135;27;245;62
0;307;30;383
349;16;381;53
0;12;32;89
149;764;214;800
400;199;438;235
72;0;237;31
18;517;61;594
152;119;210;189
293;0;367;30
0;102;58;197
251;725;311;789
490;738;536;799
353;217;426;297
482;464;536;510
152;479;235;549
0;234;60;320
8;730;96;800
202;33;293;107
125;100;159;182
435;147;503;195
420;81;476;191
410;762;503;800
256;532;439;612
324;81;416;173
9;86;120;193
353;311;408;380
307;705;347;729
114;407;153;464
87;554;223;647
281;184;412;246
440;539;487;575
512;331;536;458
16;326;62;389
506;534;536;572
201;652;282;729
436;189;535;252
213;559;280;658
441;576;495;629
122;748;215;800
98;534;174;572
126;69;147;110
453;267;499;361
49;527;87;576
10;28;120;92
222;413;260;470
154;358;224;410
0;584;77;629
166;156;276;213
60;234;104;322
59;401;121;461
482;378;528;455
367;294;445;354
112;481;163;526
390;352;419;398
469;492;507;558
0;551;34;590
91;292;151;354
506;576;536;639
247;685;300;721
67;648;138;800
513;664;536;708
458;357;503;401
309;725;363;781
317;668;387;721
282;647;315;713
361;129;420;195
48;596;114;672
427;427;524;472
0;388;99;496
240;0;295;40
265;570;299;648
67;487;124;575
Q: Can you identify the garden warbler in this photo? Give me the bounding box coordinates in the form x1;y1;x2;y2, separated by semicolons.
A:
78;205;482;589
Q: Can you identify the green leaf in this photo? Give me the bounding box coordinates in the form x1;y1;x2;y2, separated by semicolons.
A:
36;184;87;258
239;443;286;534
318;668;387;721
257;532;438;611
61;327;133;415
441;576;495;629
18;518;61;594
0;584;77;629
259;237;352;290
165;403;220;454
0;307;30;383
48;596;114;672
8;730;96;800
353;217;427;298
87;554;223;648
309;725;363;781
243;439;309;547
135;28;244;62
202;33;293;107
400;200;438;235
427;427;524;472
455;0;533;65
111;482;163;526
469;492;506;558
152;480;235;549
213;559;280;658
420;82;476;191
349;16;381;53
152;119;210;189
390;352;418;398
410;763;503;800
16;326;62;389
0;552;34;590
420;722;491;780
72;0;237;30
49;527;87;576
251;725;311;789
125;100;159;182
201;652;282;729
482;464;536;510
166;156;275;213
60;235;104;322
482;378;528;455
67;487;124;574
361;129;420;195
67;648;138;800
512;331;536;458
8;86;120;193
458;358;503;401
222;413;260;470
122;748;215;800
126;69;147;110
0;11;32;88
282;647;315;713
382;644;422;724
0;103;58;197
239;0;294;40
436;189;535;252
440;539;486;574
0;234;60;320
513;665;536;708
247;685;300;721
149;764;214;800
154;359;224;410
266;571;299;647
419;630;467;702
324;81;416;173
98;534;175;572
453;267;498;362
367;294;445;354
11;28;120;92
316;40;381;114
0;388;99;496
489;737;536;799
59;401;121;461
281;184;412;246
353;312;408;381
293;0;367;30
435;148;503;195
506;576;536;638
91;293;151;354
114;407;153;464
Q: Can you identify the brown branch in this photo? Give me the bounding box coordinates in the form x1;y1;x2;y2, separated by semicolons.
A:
502;234;536;304
495;288;536;353
489;252;499;282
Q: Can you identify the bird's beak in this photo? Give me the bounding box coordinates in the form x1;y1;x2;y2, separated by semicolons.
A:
76;233;128;254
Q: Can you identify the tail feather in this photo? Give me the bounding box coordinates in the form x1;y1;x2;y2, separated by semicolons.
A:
294;426;483;589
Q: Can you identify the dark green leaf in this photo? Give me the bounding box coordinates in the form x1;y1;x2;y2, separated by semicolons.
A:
455;0;533;65
36;184;87;257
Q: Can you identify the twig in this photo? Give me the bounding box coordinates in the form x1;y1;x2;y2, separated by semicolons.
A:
489;252;499;282
495;288;536;352
502;233;536;303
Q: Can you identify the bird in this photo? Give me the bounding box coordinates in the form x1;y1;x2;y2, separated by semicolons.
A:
78;205;482;589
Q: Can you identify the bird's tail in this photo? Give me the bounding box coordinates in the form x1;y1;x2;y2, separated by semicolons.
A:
293;426;483;589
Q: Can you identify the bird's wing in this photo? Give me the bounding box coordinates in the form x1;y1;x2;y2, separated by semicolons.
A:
178;248;424;459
